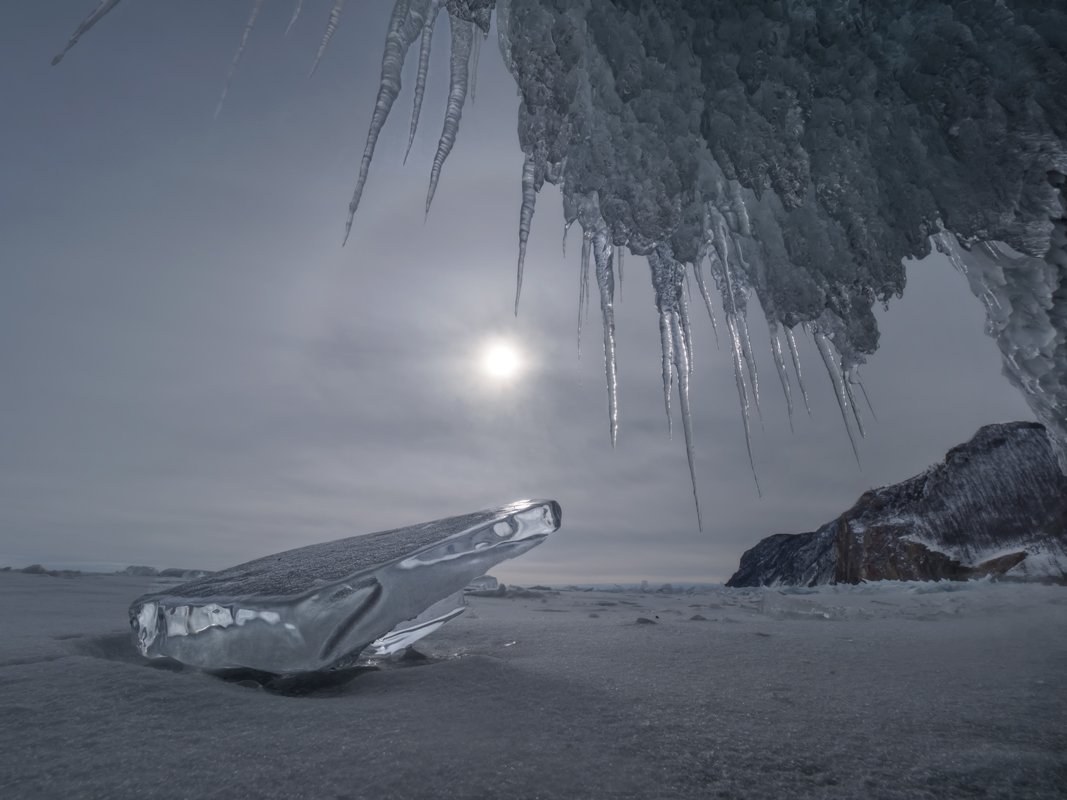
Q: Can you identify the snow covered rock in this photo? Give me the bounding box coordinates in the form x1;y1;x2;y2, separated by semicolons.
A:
727;422;1067;587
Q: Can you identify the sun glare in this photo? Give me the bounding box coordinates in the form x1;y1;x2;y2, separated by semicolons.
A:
482;340;523;380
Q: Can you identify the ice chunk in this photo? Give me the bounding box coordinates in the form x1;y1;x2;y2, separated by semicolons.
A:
129;499;561;674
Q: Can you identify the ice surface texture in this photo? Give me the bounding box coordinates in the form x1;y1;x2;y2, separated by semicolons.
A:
130;499;561;673
54;2;1067;483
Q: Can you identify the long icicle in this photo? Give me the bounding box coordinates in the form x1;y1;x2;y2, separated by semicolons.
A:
814;331;861;465
855;371;877;419
842;368;866;438
52;0;123;66
578;233;592;360
284;0;305;36
616;248;624;300
785;326;812;416
679;272;694;377
659;310;675;439
671;311;704;530
716;228;762;419
692;256;721;348
425;14;473;215
215;0;265;120
649;249;678;440
344;0;430;244
310;0;348;77
735;309;762;422
469;28;482;104
728;314;762;495
593;233;618;447
768;321;795;432
404;0;441;164
514;152;537;314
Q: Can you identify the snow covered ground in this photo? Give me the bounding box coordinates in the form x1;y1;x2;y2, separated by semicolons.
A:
1;572;1064;799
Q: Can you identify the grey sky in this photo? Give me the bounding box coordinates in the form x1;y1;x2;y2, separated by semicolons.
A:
0;2;1033;583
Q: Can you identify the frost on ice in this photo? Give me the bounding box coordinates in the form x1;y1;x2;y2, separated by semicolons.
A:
54;1;1067;491
130;499;561;674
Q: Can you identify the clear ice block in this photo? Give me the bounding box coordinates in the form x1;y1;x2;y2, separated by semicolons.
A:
129;499;561;674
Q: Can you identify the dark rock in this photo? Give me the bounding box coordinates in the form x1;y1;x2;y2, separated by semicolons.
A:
689;614;708;621
728;422;1067;587
635;617;657;625
20;564;47;575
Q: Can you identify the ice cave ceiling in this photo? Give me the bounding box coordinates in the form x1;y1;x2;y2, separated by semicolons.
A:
55;0;1067;510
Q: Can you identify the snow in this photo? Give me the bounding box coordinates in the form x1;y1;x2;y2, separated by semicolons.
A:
2;571;1064;799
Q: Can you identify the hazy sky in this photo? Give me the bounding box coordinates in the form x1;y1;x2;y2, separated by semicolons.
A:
0;2;1034;583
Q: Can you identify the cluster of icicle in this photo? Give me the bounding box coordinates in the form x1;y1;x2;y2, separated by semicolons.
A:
54;0;1067;524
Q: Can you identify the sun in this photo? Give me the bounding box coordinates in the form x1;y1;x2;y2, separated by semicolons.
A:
482;340;523;381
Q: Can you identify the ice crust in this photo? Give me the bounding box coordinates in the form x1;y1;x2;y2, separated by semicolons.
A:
129;499;561;674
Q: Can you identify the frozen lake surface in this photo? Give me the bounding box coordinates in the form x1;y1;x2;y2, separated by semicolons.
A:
1;572;1064;799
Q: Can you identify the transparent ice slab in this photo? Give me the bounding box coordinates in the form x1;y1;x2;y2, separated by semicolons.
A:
129;499;561;673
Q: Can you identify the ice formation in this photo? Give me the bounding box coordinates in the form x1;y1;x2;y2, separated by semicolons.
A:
54;2;1067;492
129;499;561;673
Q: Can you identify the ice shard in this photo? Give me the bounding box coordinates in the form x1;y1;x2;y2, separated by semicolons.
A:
130;499;562;674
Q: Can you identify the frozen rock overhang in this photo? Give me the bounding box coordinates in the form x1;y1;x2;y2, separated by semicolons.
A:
494;0;1067;473
130;499;562;674
55;1;1067;489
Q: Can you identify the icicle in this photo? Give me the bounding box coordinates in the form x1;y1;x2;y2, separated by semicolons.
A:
284;0;305;37
469;28;482;104
515;152;537;315
712;222;762;419
670;311;704;530
735;309;762;422
658;309;675;439
728;315;762;495
679;275;694;377
813;331;861;465
785;327;812;416
425;15;473;215
593;233;618;447
310;0;348;77
562;222;572;257
854;371;877;420
214;0;264;120
691;257;721;348
647;251;675;437
842;369;866;438
578;233;592;359
768;321;795;432
52;0;122;66
404;0;441;164
616;248;624;300
344;0;430;244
